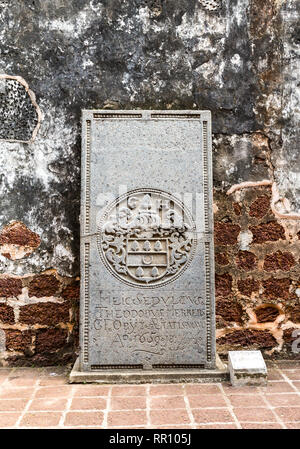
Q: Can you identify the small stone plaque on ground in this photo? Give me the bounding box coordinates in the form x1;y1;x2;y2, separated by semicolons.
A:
228;350;267;386
79;110;215;373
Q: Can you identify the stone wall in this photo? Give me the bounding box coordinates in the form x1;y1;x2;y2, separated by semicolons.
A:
215;185;300;358
0;0;299;365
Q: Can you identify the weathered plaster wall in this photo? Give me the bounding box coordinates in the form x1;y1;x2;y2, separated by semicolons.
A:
0;0;299;365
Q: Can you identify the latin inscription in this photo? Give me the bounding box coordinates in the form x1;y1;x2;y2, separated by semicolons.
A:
91;291;206;357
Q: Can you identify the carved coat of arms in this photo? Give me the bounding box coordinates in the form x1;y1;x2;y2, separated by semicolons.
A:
97;189;197;287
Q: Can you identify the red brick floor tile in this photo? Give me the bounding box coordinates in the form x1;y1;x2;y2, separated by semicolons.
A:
41;367;68;376
149;384;184;396
0;369;12;382
105;426;146;429
188;394;227;408
20;412;62;427
233;407;277;423
261;381;295;393
292;382;300;391
5;377;38;387
70;397;107;411
267;370;284;381
149;425;193;429
192;408;232;424
4;365;300;429
108;410;147;427
0;412;20;428
10;368;43;378
0;399;28;412
150;395;186;410
222;384;260;394
195;423;238;429
241;423;284;429
35;386;73;398
281;370;300;381
275;407;300;422
0;387;35;399
227;394;266;408
0;369;13;376
111;385;147;397
150;409;190;426
73;385;110;397
285;422;300;429
29;398;68;411
111;396;146;410
39;376;68;386
64;411;104;427
185;384;221;395
277;362;300;369
266;393;300;407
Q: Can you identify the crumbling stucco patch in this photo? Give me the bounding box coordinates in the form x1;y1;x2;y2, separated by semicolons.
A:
0;74;41;143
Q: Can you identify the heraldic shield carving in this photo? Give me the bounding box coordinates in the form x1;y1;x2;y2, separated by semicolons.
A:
97;188;197;287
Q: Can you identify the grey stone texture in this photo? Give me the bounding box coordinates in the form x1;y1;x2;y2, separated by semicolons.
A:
228;350;267;387
0;0;299;278
80;110;215;370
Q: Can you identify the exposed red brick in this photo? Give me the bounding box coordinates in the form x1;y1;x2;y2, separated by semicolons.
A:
71;308;80;348
264;251;296;272
286;305;300;323
217;329;277;348
61;281;80;302
283;328;300;344
19;302;70;326
250;222;285;243
250;0;279;38
236;251;257;271
6;351;75;367
2;253;11;259
214;222;241;245
215;273;232;297
5;330;32;351
216;298;243;323
0;221;40;247
0;305;14;324
35;328;68;353
255;305;280;323
215;252;229;266
249;195;271;218
0;278;22;297
237;278;260;296
233;202;241;216
216;315;227;329
28;275;60;298
263;278;291;300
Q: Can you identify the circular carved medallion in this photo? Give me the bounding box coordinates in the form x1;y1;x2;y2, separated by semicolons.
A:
97;188;197;288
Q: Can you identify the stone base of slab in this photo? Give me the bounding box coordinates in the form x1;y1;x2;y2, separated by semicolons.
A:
69;356;228;384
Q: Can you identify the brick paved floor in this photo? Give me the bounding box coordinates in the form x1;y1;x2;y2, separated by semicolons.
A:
0;361;300;428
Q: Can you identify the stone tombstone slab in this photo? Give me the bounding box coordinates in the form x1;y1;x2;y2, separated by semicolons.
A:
80;110;215;372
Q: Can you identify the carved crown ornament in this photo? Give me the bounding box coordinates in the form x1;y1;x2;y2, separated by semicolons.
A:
97;188;197;287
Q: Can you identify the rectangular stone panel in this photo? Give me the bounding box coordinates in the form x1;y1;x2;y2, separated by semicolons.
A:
80;110;215;371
